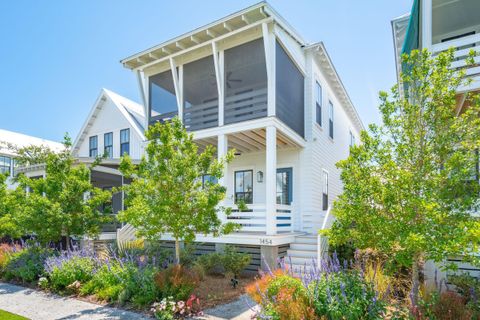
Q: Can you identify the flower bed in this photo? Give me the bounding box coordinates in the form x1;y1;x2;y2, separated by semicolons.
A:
0;241;254;318
246;253;480;320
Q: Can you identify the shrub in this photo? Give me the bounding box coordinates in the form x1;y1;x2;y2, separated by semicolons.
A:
412;291;473;320
309;270;386;320
80;262;128;301
194;252;223;275
0;243;19;274
449;273;480;306
3;246;54;283
154;265;200;301
245;269;286;304
44;250;97;292
221;245;251;278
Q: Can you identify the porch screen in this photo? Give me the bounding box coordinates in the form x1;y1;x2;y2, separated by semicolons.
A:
183;55;218;131
276;40;304;137
149;69;178;123
224;38;268;125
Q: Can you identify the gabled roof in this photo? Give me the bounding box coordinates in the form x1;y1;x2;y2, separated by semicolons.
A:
72;89;145;155
121;1;305;70
304;42;365;133
0;129;64;157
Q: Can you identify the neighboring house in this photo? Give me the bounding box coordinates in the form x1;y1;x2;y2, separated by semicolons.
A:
392;0;480;281
15;89;146;242
72;88;146;240
120;2;363;270
0;129;64;189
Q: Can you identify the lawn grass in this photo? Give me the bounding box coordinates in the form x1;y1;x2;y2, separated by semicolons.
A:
0;309;28;320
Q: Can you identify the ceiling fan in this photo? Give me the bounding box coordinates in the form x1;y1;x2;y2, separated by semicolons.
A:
209;71;242;88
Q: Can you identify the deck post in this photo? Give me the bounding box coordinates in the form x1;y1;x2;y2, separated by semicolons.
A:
265;125;277;235
218;134;228;223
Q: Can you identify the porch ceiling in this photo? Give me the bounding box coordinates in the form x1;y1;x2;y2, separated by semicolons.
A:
195;128;301;154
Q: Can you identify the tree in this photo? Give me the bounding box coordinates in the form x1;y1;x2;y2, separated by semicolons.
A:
118;117;239;264
0;174;22;239
13;134;112;246
324;49;480;301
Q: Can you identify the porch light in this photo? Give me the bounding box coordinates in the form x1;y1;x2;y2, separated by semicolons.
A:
256;170;263;183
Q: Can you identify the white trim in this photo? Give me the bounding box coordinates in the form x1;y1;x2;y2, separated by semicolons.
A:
262;22;276;117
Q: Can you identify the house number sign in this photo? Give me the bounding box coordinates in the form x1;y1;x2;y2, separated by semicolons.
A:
259;238;272;245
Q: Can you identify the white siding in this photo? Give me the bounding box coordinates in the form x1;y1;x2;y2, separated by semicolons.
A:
76;99;144;160
299;55;362;234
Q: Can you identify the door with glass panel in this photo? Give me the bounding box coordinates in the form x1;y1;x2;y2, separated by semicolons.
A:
276;168;292;205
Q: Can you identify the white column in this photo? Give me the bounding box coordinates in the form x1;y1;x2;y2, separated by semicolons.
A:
212;42;225;126
265;126;277;235
169;58;183;122
421;0;432;50
218;134;229;222
262;22;276;117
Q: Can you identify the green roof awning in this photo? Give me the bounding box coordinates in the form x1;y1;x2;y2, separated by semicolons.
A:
402;0;420;55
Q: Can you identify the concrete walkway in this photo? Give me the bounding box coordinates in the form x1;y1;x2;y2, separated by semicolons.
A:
198;295;258;320
0;282;258;320
0;282;150;320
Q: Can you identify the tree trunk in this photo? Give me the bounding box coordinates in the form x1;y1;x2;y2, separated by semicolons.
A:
411;252;424;306
175;238;181;265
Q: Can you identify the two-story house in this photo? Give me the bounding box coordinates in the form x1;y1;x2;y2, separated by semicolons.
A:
392;0;480;281
14;88;146;242
119;2;363;270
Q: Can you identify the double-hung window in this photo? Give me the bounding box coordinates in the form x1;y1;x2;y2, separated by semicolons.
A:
0;156;11;176
328;101;334;139
120;129;130;156
322;170;329;210
234;170;253;204
315;81;322;126
89;136;98;158
104;132;113;158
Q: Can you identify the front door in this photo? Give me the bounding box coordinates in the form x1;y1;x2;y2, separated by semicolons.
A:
276;167;293;205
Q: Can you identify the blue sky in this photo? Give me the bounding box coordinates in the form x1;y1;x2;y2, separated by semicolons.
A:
0;1;412;142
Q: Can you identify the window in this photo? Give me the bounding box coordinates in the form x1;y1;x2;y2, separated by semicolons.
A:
322;170;329;210
328;101;334;139
234;170;253;204
276;168;292;205
315;81;322;126
89;136;98;158
202;174;218;188
120;129;130;156
0;156;11;176
104;132;113;158
349;130;356;148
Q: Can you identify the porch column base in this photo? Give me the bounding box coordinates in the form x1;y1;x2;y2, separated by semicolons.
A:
261;245;279;271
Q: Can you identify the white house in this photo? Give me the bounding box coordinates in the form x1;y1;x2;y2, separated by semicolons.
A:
392;0;480;281
72;88;146;240
14;88;146;242
0;129;64;189
119;2;364;269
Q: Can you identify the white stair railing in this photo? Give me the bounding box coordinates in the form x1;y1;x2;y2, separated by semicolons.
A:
317;206;331;264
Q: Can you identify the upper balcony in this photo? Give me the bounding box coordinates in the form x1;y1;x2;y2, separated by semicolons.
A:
121;3;306;139
394;0;480;93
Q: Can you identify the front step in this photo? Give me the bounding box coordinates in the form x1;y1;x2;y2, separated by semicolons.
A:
284;235;319;273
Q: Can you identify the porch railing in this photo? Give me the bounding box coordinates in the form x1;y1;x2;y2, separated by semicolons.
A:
224;87;268;125
183;99;219;131
226;203;293;234
432;33;480;91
